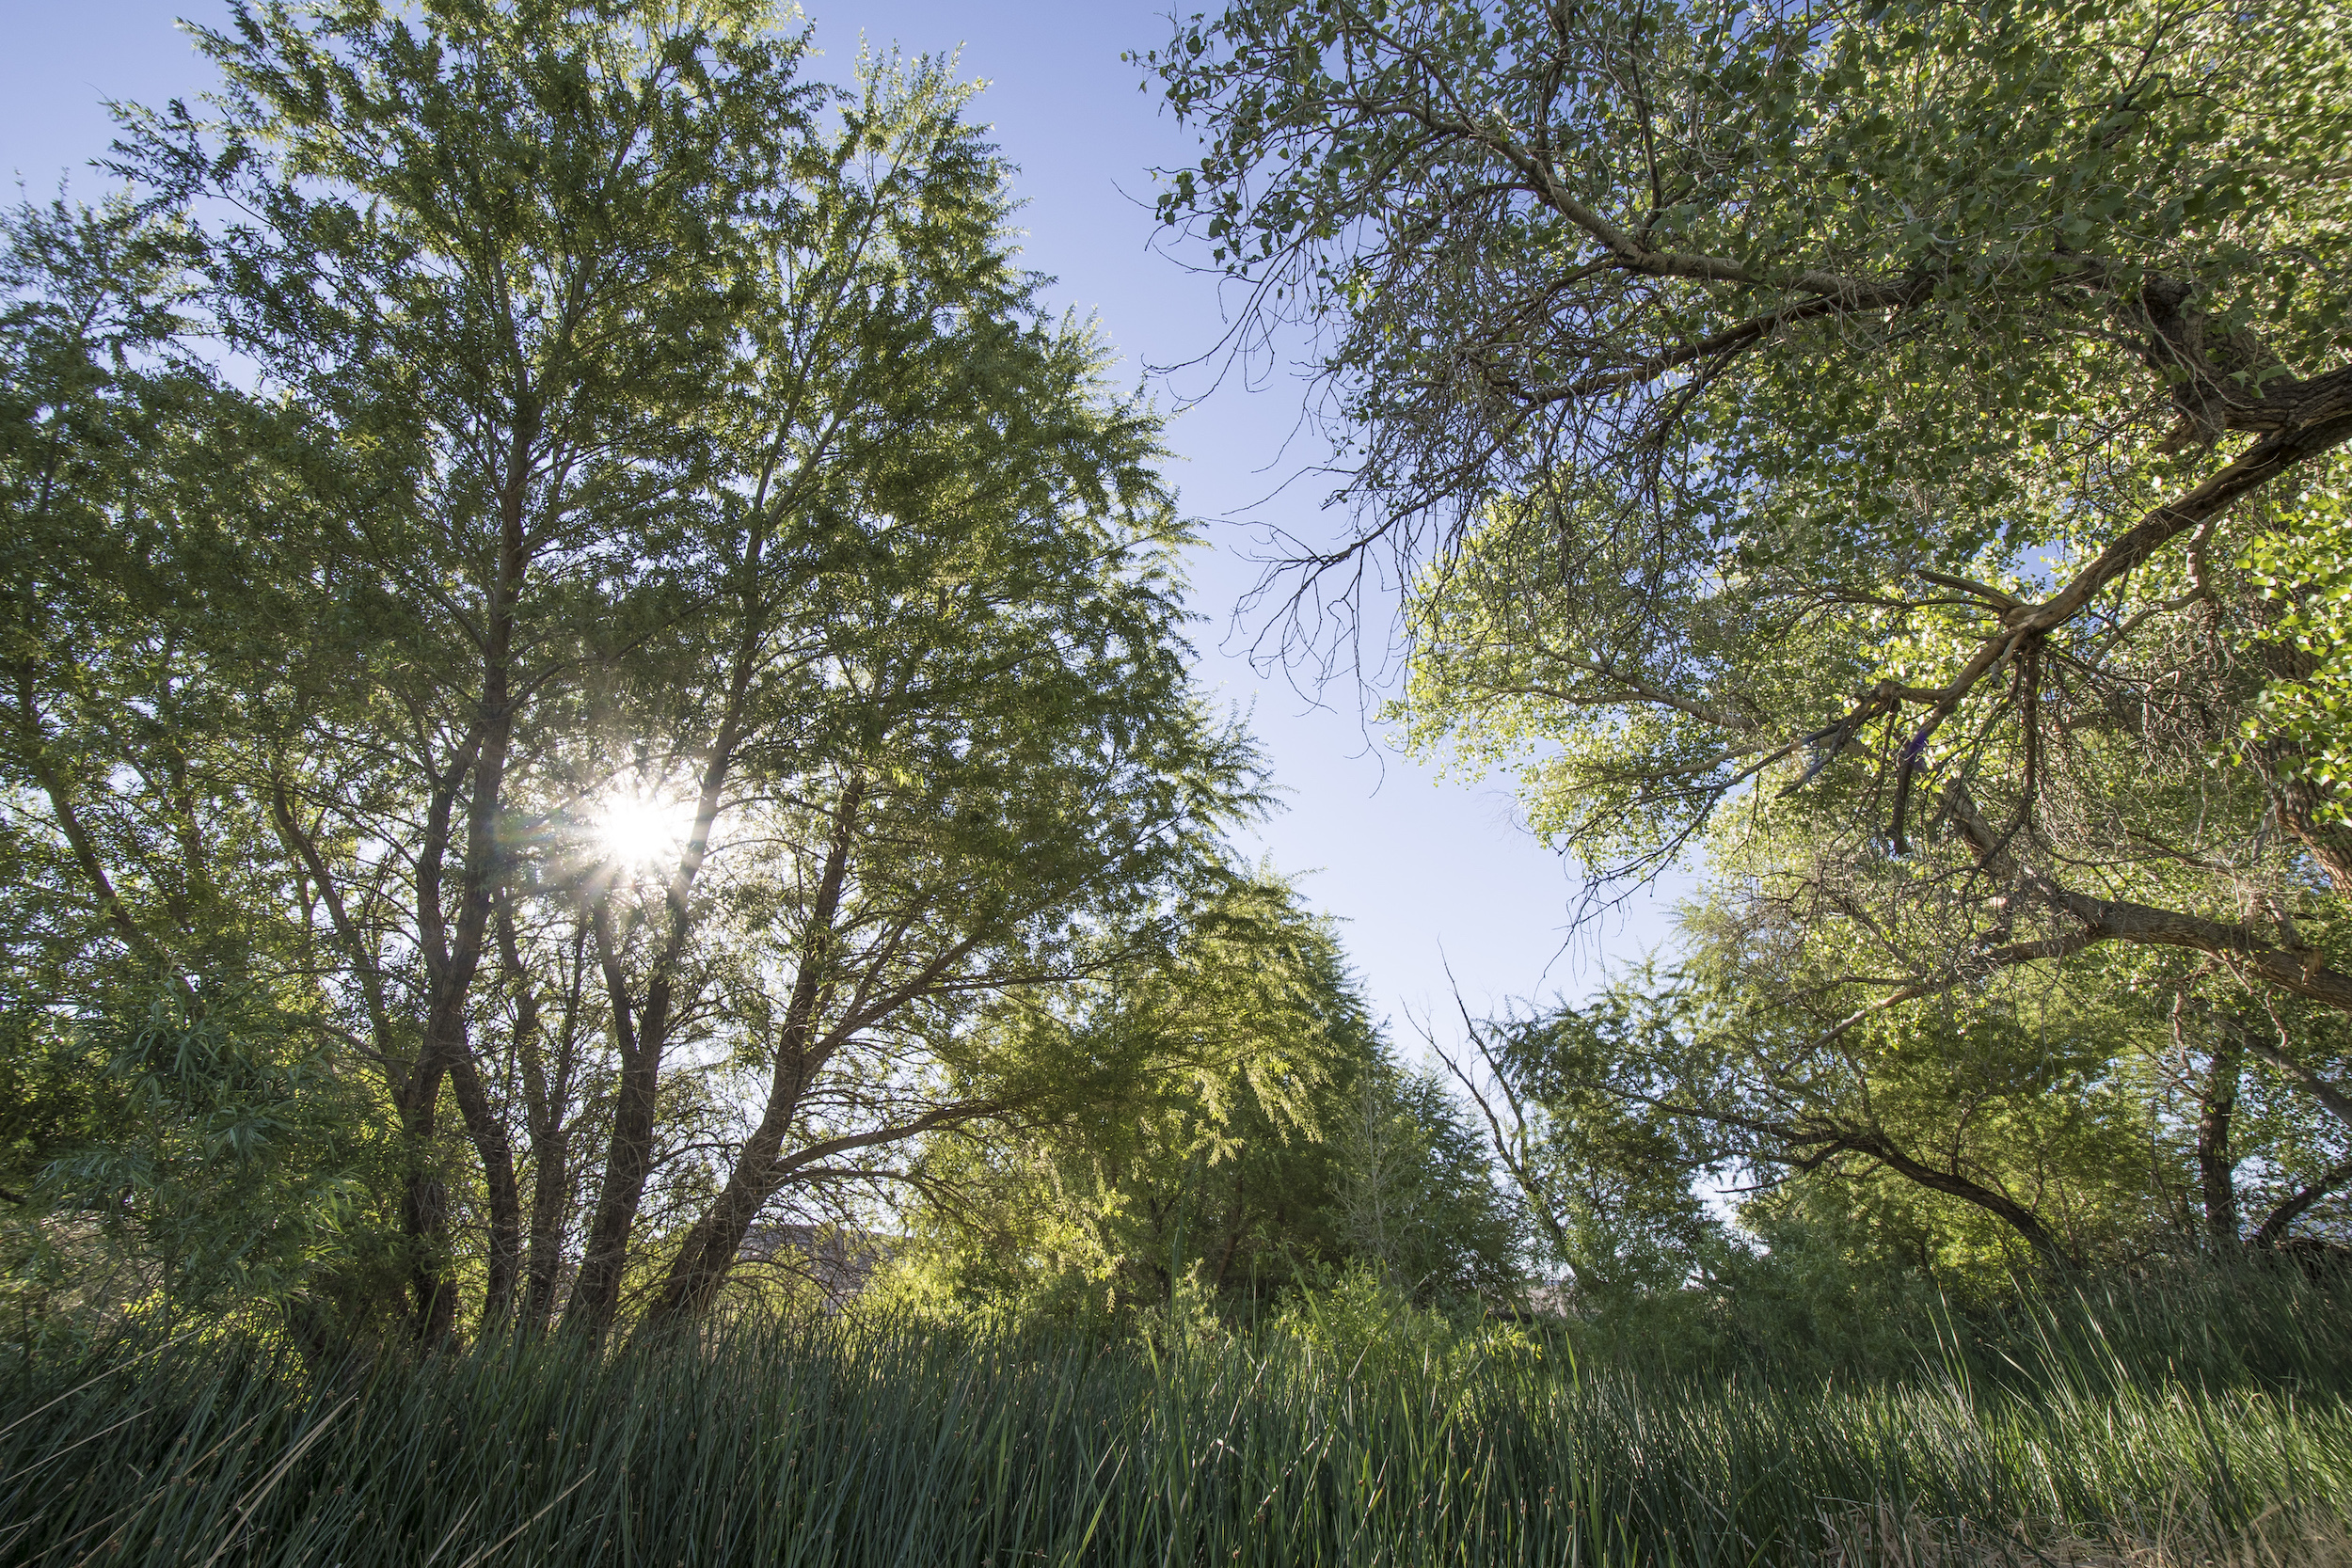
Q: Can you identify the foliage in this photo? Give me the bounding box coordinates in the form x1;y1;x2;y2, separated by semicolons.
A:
1142;0;2352;1266
13;0;2352;1419
2245;487;2352;821
17;989;391;1322
1327;1054;1523;1304
1460;927;2352;1297
1;0;1288;1344
883;872;1520;1322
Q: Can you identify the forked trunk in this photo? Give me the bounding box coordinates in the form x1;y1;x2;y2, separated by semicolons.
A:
643;774;866;1326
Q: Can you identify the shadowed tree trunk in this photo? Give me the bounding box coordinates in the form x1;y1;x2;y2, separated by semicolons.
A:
638;773;866;1327
2190;1003;2245;1246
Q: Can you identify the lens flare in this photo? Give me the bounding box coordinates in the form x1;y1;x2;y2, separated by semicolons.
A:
594;789;697;868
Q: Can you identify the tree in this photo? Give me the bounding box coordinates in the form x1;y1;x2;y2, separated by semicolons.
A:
1;197;310;1014
1329;1053;1523;1304
6;2;1274;1344
619;313;1258;1330
1451;921;2352;1288
0;195;409;1336
886;872;1518;1320
1145;0;2352;1155
111;0;818;1338
31;988;389;1332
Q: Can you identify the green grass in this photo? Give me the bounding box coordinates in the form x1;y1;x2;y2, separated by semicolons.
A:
4;1268;2349;1566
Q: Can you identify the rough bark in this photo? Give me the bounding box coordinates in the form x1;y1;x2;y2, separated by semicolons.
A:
1947;790;2352;1018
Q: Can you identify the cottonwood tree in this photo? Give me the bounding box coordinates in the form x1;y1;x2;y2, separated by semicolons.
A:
1146;0;2352;1170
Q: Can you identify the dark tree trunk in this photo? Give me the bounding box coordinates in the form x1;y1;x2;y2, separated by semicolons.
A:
564;896;663;1332
2194;1009;2244;1246
1835;1129;2074;1271
564;700;779;1335
643;775;866;1326
2252;1158;2352;1248
522;1126;570;1326
405;464;532;1341
449;1042;524;1323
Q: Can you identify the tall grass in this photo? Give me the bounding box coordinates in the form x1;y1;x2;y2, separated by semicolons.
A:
3;1266;2347;1567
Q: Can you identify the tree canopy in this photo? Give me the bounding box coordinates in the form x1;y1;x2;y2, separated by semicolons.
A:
3;0;1307;1343
8;0;2352;1359
1146;0;2352;1266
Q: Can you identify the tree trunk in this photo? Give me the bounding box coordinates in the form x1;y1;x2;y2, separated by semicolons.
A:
564;898;663;1333
522;1125;570;1326
641;775;865;1327
392;1045;459;1343
2193;1009;2244;1246
405;463;531;1340
562;630;764;1335
513;909;583;1329
448;1042;523;1324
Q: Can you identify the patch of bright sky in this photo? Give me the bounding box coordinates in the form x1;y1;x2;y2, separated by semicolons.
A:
4;0;1689;1037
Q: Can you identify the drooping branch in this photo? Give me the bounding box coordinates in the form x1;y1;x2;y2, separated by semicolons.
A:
2250;1157;2352;1248
1623;1088;2074;1268
2244;1033;2352;1135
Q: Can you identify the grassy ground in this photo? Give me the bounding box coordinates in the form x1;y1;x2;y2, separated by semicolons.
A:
3;1268;2348;1566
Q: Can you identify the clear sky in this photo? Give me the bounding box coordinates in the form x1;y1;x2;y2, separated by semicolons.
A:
2;0;1685;1036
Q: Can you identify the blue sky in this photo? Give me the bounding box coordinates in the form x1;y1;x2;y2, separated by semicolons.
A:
3;0;1684;1035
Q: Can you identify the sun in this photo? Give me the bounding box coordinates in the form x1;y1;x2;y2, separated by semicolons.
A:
592;787;698;869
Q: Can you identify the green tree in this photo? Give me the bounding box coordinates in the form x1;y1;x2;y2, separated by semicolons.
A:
0;195;406;1340
891;873;1370;1319
1458;923;2352;1291
893;872;1519;1320
1330;1054;1523;1305
1146;0;2352;1197
6;2;1280;1344
1;197;312;1013
109;0;820;1338
31;989;390;1331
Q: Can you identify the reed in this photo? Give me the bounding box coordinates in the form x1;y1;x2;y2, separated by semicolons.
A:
3;1265;2346;1566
